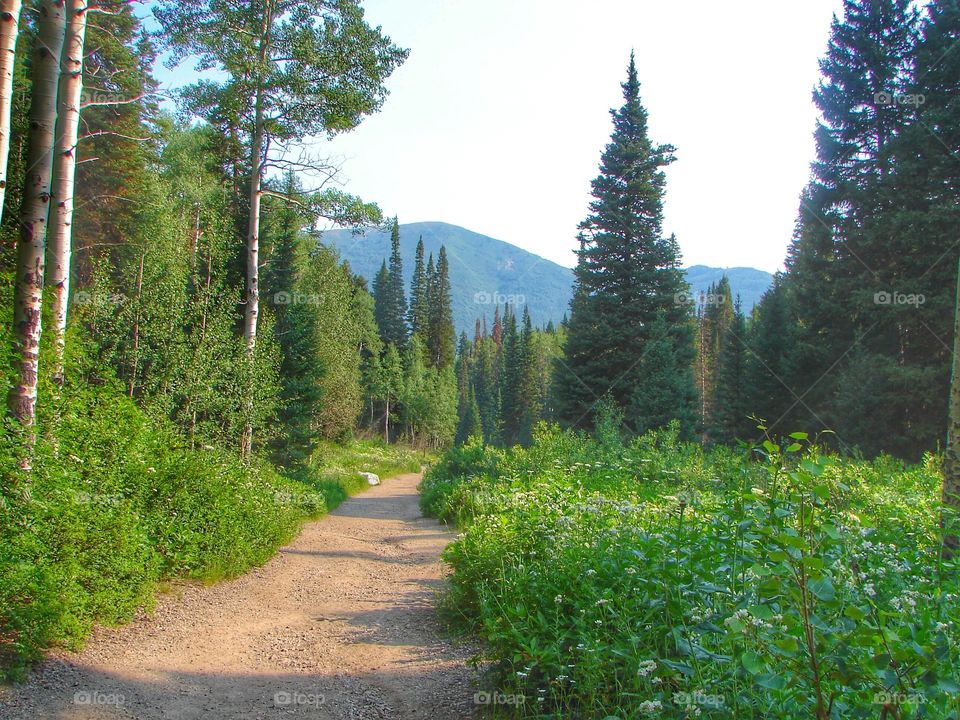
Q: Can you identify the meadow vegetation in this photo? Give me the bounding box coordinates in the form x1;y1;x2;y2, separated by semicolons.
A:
421;418;960;719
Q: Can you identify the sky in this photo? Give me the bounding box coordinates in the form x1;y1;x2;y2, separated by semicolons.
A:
147;0;847;272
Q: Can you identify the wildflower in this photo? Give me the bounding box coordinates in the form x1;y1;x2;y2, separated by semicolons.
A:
638;700;663;714
936;622;949;633
626;567;637;575
555;595;563;604
863;583;876;598
637;659;657;677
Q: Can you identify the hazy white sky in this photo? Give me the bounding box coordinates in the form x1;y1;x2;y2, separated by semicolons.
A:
150;0;846;272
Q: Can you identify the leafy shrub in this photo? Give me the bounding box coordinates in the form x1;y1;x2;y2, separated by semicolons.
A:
424;427;960;718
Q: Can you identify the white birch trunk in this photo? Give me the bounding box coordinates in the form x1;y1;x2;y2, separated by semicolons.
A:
8;0;66;428
47;0;87;385
0;0;22;225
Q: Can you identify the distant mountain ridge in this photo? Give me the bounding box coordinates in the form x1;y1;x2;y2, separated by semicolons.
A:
321;222;773;333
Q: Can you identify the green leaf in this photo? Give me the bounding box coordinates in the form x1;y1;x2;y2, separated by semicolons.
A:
742;652;766;675
756;672;787;690
810;577;836;601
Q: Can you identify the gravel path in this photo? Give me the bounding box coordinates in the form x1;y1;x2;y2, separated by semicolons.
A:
0;473;481;719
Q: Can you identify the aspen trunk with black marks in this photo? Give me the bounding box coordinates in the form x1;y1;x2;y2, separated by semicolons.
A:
239;115;263;458
943;258;960;559
0;0;22;224
384;396;390;443
8;0;67;433
47;0;87;386
239;2;273;458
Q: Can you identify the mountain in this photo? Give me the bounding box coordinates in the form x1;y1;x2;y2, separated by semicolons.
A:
321;222;773;332
684;265;776;312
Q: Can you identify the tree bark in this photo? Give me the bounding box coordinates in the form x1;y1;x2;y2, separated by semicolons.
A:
0;0;22;225
47;0;87;386
240;1;273;458
943;258;960;558
8;0;67;429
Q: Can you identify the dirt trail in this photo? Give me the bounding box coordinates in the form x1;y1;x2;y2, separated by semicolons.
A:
0;473;480;719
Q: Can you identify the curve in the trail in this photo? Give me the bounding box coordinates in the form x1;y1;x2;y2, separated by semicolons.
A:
0;472;481;720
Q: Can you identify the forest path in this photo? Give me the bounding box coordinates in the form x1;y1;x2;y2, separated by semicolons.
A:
0;473;481;719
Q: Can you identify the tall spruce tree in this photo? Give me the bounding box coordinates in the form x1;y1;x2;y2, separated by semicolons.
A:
408;235;428;337
708;297;753;443
556;53;696;434
782;0;936;456
372;259;389;340
427;245;456;369
381;218;407;346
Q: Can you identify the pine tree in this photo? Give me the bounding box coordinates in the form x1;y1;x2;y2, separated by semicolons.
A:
498;305;522;445
708;298;752;443
518;306;542;444
556;53;695;435
408;235;428;337
743;277;795;439
427;245;455;369
695;278;734;432
382;218;408;346
373;260;389;339
455;383;482;445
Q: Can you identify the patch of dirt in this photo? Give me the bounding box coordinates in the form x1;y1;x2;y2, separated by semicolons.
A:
0;473;482;719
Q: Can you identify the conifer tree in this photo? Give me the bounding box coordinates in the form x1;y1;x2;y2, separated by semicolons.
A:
373;260;389;339
454;383;482;445
556;53;695;434
408;235;428;337
708;298;752;443
427;246;456;369
498;305;522;445
381;218;407;346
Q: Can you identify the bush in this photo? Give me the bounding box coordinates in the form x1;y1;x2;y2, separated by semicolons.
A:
423;427;960;719
1;379;334;679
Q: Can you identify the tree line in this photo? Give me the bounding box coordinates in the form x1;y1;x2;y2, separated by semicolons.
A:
0;0;422;486
543;0;959;466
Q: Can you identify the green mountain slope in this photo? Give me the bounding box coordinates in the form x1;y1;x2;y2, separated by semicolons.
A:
322;222;772;332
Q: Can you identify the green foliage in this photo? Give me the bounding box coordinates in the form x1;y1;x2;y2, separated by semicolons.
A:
421;427;960;718
300;439;425;509
0;375;325;679
556;54;697;436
